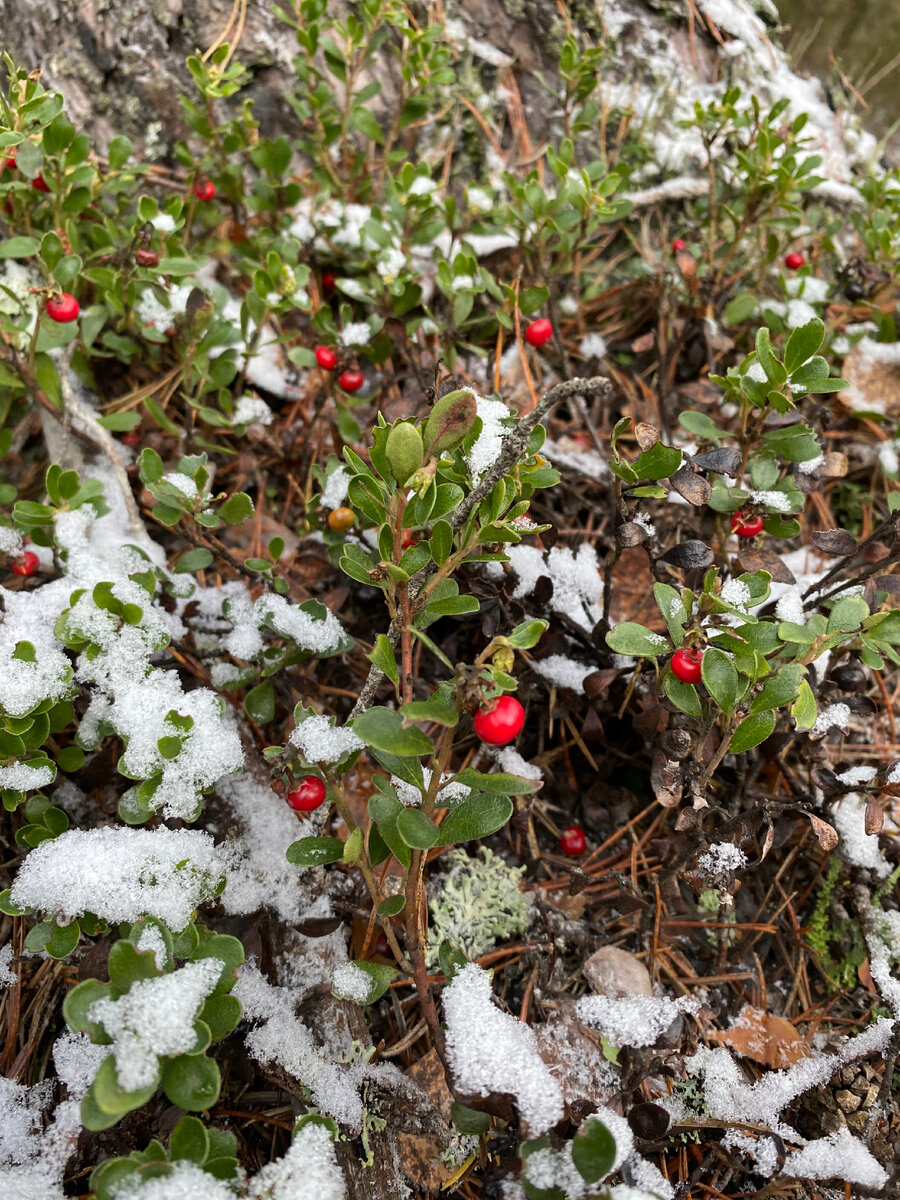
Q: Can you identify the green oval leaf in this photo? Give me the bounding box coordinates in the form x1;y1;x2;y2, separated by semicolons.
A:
437;793;513;845
729;709;777;753
286;836;345;868
396;807;440;849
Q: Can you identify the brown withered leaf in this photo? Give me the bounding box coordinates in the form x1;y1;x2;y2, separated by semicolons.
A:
875;574;900;593
651;751;683;808
669;465;712;506
866;796;886;836
807;813;839;851
659;539;714;570
711;1005;811;1069
631;331;656;353
634;422;660;451
396;1049;456;1191
693;446;742;476
616;521;649;548
735;546;796;584
811;528;858;557
821;451;848;478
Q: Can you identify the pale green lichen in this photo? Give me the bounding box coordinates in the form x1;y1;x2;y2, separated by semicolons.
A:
425;847;528;969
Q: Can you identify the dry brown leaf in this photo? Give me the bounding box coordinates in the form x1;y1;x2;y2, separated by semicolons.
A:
710;1005;811;1069
396;1049;456;1191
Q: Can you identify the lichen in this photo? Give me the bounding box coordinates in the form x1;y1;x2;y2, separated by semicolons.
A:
425;846;528;969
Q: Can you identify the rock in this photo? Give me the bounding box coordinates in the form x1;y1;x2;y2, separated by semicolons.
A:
582;945;652;998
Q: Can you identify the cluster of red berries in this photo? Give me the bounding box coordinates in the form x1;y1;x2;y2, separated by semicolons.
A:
314;346;365;393
286;775;327;812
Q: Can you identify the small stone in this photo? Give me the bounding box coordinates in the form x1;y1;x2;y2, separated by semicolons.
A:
836;1089;862;1113
582;946;652;998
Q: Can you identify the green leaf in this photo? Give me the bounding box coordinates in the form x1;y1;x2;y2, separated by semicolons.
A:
286;836;345;867
755;326;786;385
729;709;776;752
423;389;478;455
572;1115;617;1185
451;768;541;795
385;421;424;486
351;706;434;757
401;691;458;727
450;1101;491;1135
332;959;398;1004
245;680;275;724
791;679;818;730
504;620;546;651
664;672;703;717
605;622;669;658
748;663;805;713
653;583;688;642
46;919;80;959
169;1115;209;1164
723;294;758;326
108;135;132;170
175;547;214;573
63;978;112;1041
378;894;405;917
0;236;40;258
92;1055;159;1116
430;519;453;566
701;647;739;715
90;1157;140;1200
784;317;825;375
369;634;399;691
632;441;682;480
827;597;869;633
161;1055;221;1111
438;793;513;845
778;621;816;644
218;492;254;525
396;808;440;849
96;411;141;432
199;993;242;1042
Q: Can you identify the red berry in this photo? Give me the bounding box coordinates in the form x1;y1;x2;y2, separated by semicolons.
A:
45;293;80;323
671;647;704;685
784;252;805;270
11;551;39;577
32;173;50;193
376;932;390;956
473;696;525;746
193;180;216;201
401;529;417;549
559;825;586;857
122;431;142;447
135;248;159;268
731;511;764;538
322;271;337;292
338;369;364;393
286;775;327;812
1;147;16;173
525;318;553;348
672;238;687;252
315;345;338;370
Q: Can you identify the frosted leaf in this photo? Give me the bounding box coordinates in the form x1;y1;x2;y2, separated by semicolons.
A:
320;466;350;511
0;763;54;790
290;714;363;764
443;963;564;1135
112;1160;236;1199
783;1128;887;1187
576;993;700;1048
811;703;850;738
831;794;890;877
89;957;223;1091
465;391;511;481
10;827;224;929
332;962;372;1004
247;1120;346;1200
720;578;751;609
339;321;371;347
